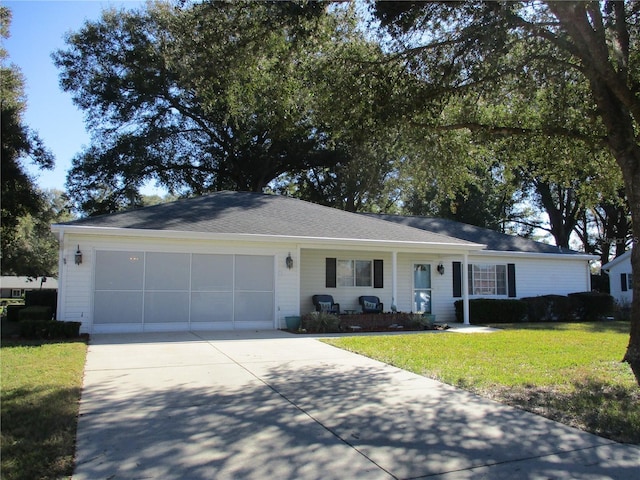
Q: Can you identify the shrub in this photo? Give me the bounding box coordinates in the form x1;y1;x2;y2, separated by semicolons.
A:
521;295;573;322
25;289;57;312
568;292;615;321
18;306;53;322
6;304;26;322
301;311;340;333
19;320;82;339
454;299;527;324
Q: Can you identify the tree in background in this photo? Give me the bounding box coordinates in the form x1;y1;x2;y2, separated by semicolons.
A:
373;0;640;382
1;6;59;276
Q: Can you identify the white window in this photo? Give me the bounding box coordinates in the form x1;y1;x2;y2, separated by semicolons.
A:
337;259;372;287
11;289;22;298
468;264;507;296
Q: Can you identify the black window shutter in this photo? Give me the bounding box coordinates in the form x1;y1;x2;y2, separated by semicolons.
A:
453;261;462;298
621;274;628;292
373;260;383;288
507;263;517;298
326;258;336;288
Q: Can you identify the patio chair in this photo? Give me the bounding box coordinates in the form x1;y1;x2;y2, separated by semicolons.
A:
312;295;340;314
359;296;383;314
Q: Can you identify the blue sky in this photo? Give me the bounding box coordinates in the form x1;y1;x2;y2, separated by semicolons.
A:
4;0;145;193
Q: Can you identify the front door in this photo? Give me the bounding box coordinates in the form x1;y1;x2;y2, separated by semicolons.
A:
413;264;432;313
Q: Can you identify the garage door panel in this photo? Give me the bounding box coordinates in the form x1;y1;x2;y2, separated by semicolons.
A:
95;251;143;291
191;292;233;323
94;291;143;324
144;291;189;323
235;255;274;291
145;253;190;290
234;291;274;323
191;254;233;291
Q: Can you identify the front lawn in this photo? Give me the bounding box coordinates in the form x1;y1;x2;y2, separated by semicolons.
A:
1;339;87;480
324;321;640;444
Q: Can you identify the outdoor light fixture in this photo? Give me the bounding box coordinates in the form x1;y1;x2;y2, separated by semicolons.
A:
286;253;293;270
437;262;445;275
74;245;83;265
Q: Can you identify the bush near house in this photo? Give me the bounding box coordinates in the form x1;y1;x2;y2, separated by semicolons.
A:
521;295;573;322
454;299;528;324
19;320;82;339
456;292;616;325
568;292;615;321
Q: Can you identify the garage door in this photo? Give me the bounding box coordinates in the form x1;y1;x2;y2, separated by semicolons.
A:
93;251;274;333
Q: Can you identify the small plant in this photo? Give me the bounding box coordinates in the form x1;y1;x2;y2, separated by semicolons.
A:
301;311;340;333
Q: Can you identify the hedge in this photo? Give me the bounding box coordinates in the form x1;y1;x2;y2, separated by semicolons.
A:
19;320;82;339
521;295;573;322
568;292;615;321
454;299;527;324
18;306;53;322
455;292;616;324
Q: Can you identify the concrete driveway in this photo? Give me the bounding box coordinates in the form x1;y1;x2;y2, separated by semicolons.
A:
73;330;639;480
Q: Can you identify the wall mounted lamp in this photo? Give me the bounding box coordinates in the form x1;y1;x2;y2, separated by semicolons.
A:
74;245;83;265
437;262;445;275
285;253;293;270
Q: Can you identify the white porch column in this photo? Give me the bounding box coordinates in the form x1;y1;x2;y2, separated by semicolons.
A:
391;250;398;310
462;252;470;325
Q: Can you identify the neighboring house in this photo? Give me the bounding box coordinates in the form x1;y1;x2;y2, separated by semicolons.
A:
0;276;58;299
601;250;633;306
51;191;595;334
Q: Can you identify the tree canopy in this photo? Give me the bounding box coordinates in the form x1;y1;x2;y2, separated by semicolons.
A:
1;6;59;276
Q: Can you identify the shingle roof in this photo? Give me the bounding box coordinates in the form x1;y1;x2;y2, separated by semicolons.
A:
56;191;481;247
368;214;583;255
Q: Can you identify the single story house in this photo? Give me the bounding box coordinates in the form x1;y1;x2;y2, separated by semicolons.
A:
1;276;58;299
51;191;596;334
601;249;633;306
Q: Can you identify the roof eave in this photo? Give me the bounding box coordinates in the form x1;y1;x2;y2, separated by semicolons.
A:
476;249;598;260
51;224;486;252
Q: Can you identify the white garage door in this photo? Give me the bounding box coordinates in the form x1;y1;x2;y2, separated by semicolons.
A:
93;251;274;333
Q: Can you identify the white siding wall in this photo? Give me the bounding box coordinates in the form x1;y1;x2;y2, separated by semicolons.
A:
607;258;633;306
300;249;393;314
57;233;299;333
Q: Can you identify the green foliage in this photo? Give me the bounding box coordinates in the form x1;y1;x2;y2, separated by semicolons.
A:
18;306;52;322
521;295;573;322
301;311;340;333
568;292;615;322
454;298;528;324
1;8;61;276
55;1;394;215
18;320;81;339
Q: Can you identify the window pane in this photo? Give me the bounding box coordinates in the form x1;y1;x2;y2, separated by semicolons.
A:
629;274;634;289
414;264;431;289
496;265;507;295
355;260;372;286
337;260;354;287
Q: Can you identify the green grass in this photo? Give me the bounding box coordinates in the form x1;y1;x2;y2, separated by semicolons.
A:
324;322;640;444
1;339;87;480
